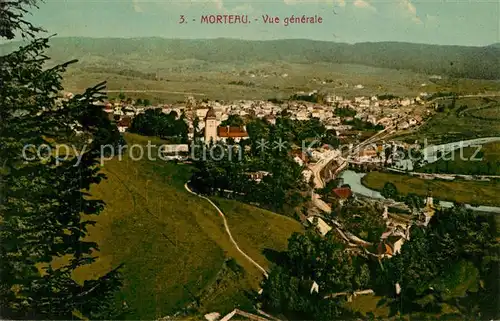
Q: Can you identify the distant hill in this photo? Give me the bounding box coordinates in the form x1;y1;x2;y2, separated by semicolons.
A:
2;37;500;80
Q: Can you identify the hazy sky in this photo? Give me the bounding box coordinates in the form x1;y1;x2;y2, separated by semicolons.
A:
24;0;500;46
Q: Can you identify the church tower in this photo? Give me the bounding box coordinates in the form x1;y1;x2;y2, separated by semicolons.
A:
204;107;217;144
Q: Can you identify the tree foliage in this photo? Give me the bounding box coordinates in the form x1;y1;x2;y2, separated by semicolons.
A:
129;108;188;143
376;207;499;319
0;4;122;319
338;203;387;243
405;192;424;209
0;0;44;39
261;231;368;319
246;116;332;149
190;140;307;214
191;115;334;214
220;114;244;127
381;182;398;200
262;205;499;320
334;107;356;117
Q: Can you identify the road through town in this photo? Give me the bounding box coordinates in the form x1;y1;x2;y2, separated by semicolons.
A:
309;126;394;213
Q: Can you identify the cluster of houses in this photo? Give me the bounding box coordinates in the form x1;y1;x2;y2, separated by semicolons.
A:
64;89;428;140
292;168;439;298
78;92;430;182
306;190;437;260
346;138;431;173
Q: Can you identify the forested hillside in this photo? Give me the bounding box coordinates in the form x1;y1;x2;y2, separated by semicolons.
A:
1;37;499;79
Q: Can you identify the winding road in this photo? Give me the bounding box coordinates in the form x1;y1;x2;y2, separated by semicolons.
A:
430;93;500;102
184;182;269;278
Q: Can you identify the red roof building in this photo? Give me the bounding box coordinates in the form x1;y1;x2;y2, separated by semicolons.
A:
331;187;353;200
217;126;248;138
117;116;132;128
377;242;394;257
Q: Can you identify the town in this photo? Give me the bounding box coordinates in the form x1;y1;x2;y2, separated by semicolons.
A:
82;90;427;140
55;87;500;320
3;1;500;319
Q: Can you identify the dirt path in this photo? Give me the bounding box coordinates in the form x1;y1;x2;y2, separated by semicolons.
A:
184;182;269;278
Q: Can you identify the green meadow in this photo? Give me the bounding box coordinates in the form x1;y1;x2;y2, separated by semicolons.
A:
52;133;303;319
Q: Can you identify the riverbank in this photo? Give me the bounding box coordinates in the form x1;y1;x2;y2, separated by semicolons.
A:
359;171;500;208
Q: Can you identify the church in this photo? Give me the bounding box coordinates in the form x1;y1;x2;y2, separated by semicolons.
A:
204;107;249;144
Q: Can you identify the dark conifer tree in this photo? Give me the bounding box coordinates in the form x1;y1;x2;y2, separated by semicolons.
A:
0;1;123;318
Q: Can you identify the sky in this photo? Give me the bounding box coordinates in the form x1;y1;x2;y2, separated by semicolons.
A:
21;0;500;46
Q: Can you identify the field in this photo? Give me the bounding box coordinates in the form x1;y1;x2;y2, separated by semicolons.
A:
65;133;303;319
213;198;303;271
361;171;500;207
418;142;500;176
63;63;500;105
394;97;500;144
61;62;441;104
465;102;500;120
345;295;390;318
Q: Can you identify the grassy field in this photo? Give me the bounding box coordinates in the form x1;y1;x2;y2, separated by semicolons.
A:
466;103;500;120
345;295;390;318
361;171;500;207
62;133;303;319
60;61;500;104
394;97;500;144
213;198;303;271
418;142;500;176
61;62;430;103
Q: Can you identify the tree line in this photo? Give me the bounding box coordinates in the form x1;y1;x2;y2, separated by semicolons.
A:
16;38;500;80
381;182;430;210
129;108;189;143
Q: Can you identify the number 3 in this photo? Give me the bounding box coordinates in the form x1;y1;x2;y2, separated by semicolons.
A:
179;15;185;24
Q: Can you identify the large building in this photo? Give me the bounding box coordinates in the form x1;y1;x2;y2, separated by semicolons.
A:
204;107;249;144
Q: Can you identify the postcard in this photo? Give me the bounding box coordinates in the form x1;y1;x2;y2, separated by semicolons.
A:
1;1;499;320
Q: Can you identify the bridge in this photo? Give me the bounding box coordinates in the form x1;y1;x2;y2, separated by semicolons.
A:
422;136;500;163
319;126;395;185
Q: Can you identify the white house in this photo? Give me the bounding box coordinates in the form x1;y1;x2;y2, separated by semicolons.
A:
400;99;411;106
294;156;304;167
302;169;312;182
196;108;209;118
307;216;332;236
310;281;319;294
398;121;410;129
160;144;189;154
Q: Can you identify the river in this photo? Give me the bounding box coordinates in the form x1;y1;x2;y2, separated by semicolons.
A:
339;170;500;214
